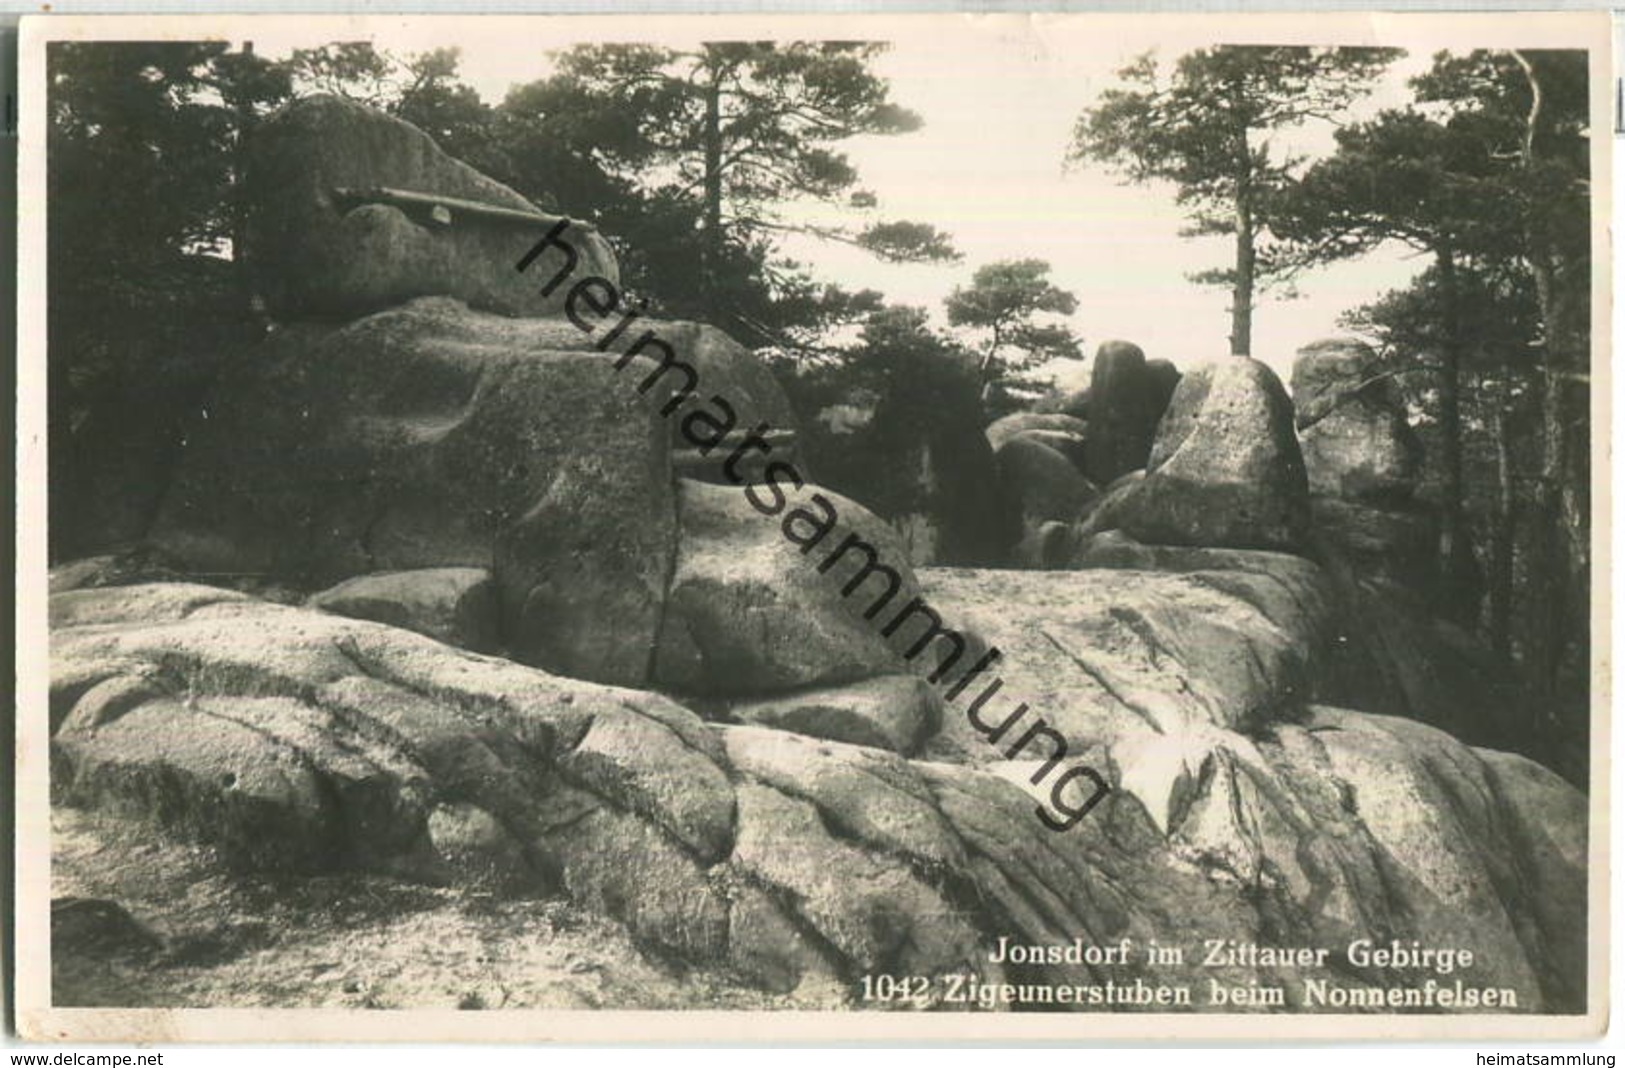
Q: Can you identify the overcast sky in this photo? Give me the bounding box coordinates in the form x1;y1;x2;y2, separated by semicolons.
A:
767;28;1433;385
231;13;1580;384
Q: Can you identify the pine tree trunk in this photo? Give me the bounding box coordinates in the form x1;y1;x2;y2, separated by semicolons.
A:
231;42;257;312
1488;400;1515;660
1434;247;1475;622
1230;171;1254;358
1528;253;1571;705
700;52;724;300
976;322;1005;405
1510;49;1579;706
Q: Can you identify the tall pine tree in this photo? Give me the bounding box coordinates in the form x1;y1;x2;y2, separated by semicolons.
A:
1071;46;1400;356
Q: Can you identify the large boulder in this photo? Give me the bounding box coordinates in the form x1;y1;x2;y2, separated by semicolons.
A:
1291;339;1452;607
1070;530;1534;773
50;580;1585;1011
150;299;660;574
1308;495;1439;590
1085;358;1310;553
995;436;1097;519
1291;338;1422;503
986;412;1090;477
646;319;800;451
246;95;619;321
308;567;499;654
147;297;679;688
1145;358;1182;420
138;289;826;692
1033;385;1091;421
1084;341;1175;486
728;674;942;755
993;436;1099;569
653;480;940;697
986;411;1089;456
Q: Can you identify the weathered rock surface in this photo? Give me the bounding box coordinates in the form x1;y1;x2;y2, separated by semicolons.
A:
51;580;1584;1011
986;412;1090;456
653;480;933;696
149;298;666;576
994;436;1098;567
1290;339;1457;610
1309;496;1439;590
142;294;818;689
1085;358;1310;552
1085;341;1177;487
916;566;1582;1010
1292;339;1421;503
1070;531;1532;773
728;674;941;755
247;95;619;321
146;297;684;688
309;567;499;654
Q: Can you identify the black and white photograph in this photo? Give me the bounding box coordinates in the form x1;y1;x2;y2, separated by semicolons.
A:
12;10;1611;1042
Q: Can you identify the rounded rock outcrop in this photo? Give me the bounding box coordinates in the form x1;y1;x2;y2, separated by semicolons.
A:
1292;338;1422;503
1085;358;1311;553
1085;340;1177;486
247;95;619;321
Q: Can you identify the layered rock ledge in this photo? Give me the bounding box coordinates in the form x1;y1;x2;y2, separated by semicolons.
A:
50;574;1584;1011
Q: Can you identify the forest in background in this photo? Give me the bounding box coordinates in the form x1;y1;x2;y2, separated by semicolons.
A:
45;38;1592;774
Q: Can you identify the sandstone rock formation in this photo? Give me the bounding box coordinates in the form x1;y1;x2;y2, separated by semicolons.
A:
653;479;930;696
1293;338;1422;501
309;567;499;654
1291;338;1441;594
247;95;619;321
993;436;1098;568
51;578;1585;1010
45;97;1585;1016
727;674;941;755
1084;358;1311;552
985;411;1090;468
1084;341;1178;486
146;298;678;687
